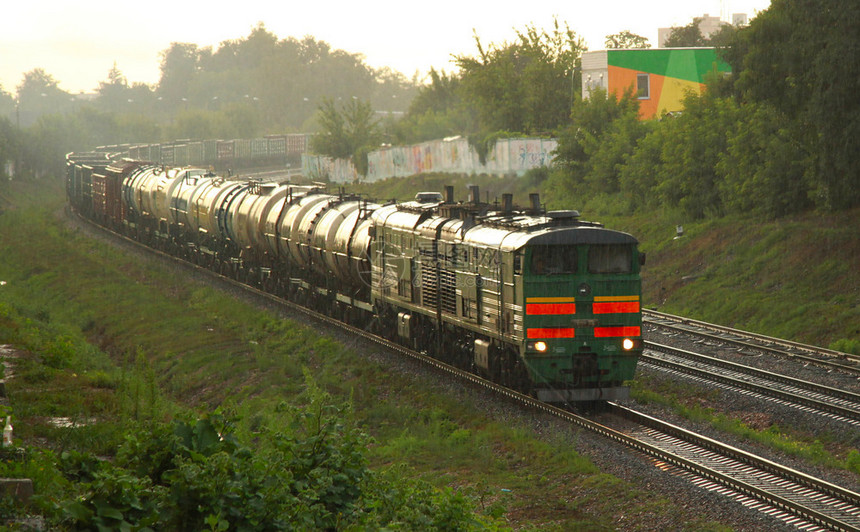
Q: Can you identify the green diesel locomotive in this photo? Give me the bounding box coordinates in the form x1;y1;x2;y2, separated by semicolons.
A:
370;186;644;402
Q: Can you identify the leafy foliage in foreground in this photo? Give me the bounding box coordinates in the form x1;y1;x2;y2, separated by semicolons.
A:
7;381;499;530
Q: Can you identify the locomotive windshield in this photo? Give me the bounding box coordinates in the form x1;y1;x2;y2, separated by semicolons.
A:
529;246;578;274
588;244;633;274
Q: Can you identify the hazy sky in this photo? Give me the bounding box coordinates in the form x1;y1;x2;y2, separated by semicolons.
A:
1;0;771;94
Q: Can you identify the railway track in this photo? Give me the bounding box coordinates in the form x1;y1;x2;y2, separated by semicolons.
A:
644;309;860;376
641;342;860;425
73;210;860;531
607;404;860;532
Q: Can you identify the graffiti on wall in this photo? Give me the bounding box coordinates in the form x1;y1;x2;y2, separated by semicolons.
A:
305;136;557;183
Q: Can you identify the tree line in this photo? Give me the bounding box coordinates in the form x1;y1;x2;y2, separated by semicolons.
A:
0;24;417;179
313;1;858;217
542;0;859;216
2;0;858;216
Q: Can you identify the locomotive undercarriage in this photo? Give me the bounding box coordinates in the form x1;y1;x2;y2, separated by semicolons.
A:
375;303;534;396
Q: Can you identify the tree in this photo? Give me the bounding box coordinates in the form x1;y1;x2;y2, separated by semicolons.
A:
97;63;131;113
717;102;814;218
15;69;72;126
605;30;651;49
650;92;737;219
544;88;643;205
455;19;586;136
707;24;739;48
151;27;412;133
157;43;202;112
409;69;461;116
0;85;14;121
311;98;381;176
369;67;418;115
0;116;17;179
663;19;707;47
393;68;473;143
724;0;860;210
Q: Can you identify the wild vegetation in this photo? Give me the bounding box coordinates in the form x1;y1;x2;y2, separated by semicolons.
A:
0;1;857;526
0;181;733;529
3;1;857;214
0;25;417;181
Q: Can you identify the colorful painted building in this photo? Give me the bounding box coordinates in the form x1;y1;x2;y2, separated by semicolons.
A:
581;48;731;119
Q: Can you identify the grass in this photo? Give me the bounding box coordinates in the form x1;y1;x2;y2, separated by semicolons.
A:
0;178;731;529
1;171;857;528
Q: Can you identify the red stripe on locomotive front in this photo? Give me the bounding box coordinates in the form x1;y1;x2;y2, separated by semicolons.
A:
594;326;641;338
526;303;577;315
592;301;640;314
527;328;576;339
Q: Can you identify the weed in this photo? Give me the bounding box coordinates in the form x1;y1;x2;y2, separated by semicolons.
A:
830;338;860;355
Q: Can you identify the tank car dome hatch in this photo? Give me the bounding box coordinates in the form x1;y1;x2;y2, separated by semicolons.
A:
546;210;580;219
415;191;444;203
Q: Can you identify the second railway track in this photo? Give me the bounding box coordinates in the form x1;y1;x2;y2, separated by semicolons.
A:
644;309;860;376
642;341;860;425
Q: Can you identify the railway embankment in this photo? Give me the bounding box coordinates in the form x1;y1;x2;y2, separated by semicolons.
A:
0;178;745;530
1;175;857;529
351;172;860;354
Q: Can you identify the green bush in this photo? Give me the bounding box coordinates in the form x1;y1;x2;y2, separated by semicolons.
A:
830;338;860;356
34;382;497;531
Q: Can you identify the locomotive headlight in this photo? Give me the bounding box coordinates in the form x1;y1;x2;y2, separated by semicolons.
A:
622;338;635;351
535;341;548;352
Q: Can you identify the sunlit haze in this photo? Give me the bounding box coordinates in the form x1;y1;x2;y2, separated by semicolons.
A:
2;0;771;94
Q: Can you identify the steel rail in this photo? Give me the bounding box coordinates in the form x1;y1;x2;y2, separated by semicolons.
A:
611;404;860;532
644;309;860;375
643;342;860;423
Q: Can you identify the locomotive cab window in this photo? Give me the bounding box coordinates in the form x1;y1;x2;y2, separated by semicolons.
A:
530;246;578;275
588;245;632;274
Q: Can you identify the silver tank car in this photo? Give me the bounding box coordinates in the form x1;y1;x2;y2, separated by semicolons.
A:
168;171;218;232
278;193;334;267
195;181;248;242
261;186;319;258
173;177;226;235
308;199;380;290
123;164;162;218
226;183;289;256
124;165;210;226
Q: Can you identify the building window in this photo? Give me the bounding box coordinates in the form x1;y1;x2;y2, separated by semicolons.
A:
637;73;650;99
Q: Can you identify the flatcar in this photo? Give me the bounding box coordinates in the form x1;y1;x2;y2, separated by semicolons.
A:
66;154;644;403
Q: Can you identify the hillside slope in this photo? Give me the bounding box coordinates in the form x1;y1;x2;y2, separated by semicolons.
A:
350;173;860;352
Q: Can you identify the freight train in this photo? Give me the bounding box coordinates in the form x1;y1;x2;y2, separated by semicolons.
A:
66;153;645;403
